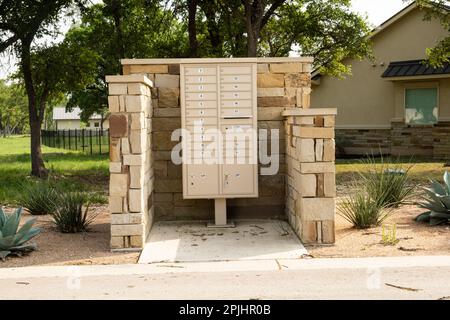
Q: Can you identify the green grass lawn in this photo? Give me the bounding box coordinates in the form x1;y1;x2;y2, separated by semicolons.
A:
0;135;108;206
336;157;449;187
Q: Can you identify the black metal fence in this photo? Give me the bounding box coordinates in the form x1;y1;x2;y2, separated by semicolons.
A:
41;129;109;155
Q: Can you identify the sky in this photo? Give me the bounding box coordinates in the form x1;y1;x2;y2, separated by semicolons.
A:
0;0;410;79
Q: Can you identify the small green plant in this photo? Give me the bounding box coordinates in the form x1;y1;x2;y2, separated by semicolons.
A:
18;181;59;215
358;154;415;208
416;171;450;226
52;192;98;233
0;207;41;261
381;223;399;246
338;190;391;229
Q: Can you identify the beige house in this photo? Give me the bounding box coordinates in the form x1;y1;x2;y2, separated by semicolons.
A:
52;107;109;130
311;2;450;158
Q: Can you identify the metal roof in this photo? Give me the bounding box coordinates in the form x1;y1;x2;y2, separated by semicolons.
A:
52;107;102;121
381;60;450;78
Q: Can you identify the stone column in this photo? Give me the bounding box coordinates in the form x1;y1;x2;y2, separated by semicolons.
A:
283;108;337;244
106;75;154;250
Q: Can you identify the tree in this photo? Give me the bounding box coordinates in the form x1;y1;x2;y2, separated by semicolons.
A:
415;0;450;66
0;80;28;136
0;0;81;177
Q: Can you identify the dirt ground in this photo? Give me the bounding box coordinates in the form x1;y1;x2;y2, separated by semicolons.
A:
306;203;450;258
0;206;139;268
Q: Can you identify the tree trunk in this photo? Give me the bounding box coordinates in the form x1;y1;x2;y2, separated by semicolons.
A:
21;38;47;178
187;0;198;57
243;0;259;57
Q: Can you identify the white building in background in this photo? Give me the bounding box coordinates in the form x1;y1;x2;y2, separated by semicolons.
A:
52;107;109;130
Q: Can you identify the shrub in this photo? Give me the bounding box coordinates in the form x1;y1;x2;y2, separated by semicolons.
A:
416;171;450;226
18;181;59;215
52;192;98;233
338;190;391;229
0;207;41;261
358;154;415;208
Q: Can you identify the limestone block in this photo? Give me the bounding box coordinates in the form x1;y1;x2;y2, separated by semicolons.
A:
119;95;126;112
270;63;303;73
154;160;168;178
123;154;145;166
155;74;180;88
300;162;335;174
130;235;144;248
257;107;283;121
154;107;181;118
109;83;127;95
110;138;121;162
131;113;145;130
285;73;310;87
128;83;149;96
109;196;123;214
323;139;335;162
257;73;285;88
257;96;295;108
130;165;144;189
298;127;334;139
155;179;183;193
129;64;168;74
130;129;146;154
111;213;143;225
109;114;128;138
301;198;335;221
109;162;122;173
110;174;128;197
316;174;324;197
321;220;335;244
324;173;336;197
301;221;317;244
302;87;311;108
296;138;315;162
257;88;285;97
159;88;180;107
111;236;125;249
153;132;178;151
297;173;316;197
121;138;130;155
129;189;143;213
153;117;181;132
324;116;335;127
108;96;119;113
295;88;303;108
315;139;324;162
111;224;143;237
257;64;269;73
126;95;147;112
296;116;314;126
303;63;312;73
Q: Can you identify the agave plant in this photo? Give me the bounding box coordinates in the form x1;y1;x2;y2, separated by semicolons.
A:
416;171;450;226
0;207;41;261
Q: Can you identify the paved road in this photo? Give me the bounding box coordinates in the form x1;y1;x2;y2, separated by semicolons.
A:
0;256;449;300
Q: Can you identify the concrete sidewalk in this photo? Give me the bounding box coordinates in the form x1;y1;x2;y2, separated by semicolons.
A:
0;256;449;299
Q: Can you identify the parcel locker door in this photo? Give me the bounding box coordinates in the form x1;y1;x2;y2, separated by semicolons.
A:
222;164;255;195
186;164;219;197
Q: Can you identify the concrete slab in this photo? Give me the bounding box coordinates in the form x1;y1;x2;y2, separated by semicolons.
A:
139;220;308;264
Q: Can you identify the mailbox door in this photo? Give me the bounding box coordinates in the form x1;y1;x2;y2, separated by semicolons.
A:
186;164;219;196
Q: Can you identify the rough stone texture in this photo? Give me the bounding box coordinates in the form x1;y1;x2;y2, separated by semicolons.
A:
285;108;336;244
107;75;154;250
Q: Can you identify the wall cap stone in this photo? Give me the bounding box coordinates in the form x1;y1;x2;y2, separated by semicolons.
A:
283;108;337;117
106;75;154;88
121;57;314;65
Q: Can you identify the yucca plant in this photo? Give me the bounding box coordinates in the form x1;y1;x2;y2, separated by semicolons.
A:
18;181;59;215
52;192;98;233
0;207;41;261
416;171;450;226
358;154;415;208
338;190;392;229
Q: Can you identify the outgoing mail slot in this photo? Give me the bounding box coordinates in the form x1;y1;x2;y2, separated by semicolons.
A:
221;108;252;118
186;109;217;117
220;75;252;83
221;100;252;108
186;101;217;109
221;92;252;100
220;66;252;75
185;84;217;92
220;83;252;91
187;164;219;196
185;75;217;84
222;164;254;195
185;67;217;76
186;92;217;101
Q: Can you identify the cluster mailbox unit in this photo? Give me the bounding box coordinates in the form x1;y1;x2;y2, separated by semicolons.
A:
180;61;258;227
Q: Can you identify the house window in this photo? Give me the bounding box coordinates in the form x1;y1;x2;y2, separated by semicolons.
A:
405;88;438;125
94;122;100;128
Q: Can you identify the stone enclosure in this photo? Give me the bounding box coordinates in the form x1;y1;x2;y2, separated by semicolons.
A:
106;58;337;250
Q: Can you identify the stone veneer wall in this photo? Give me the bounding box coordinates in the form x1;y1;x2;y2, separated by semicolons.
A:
106;75;154;250
335;128;391;156
432;121;450;160
122;60;313;221
391;121;434;156
284;109;336;244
